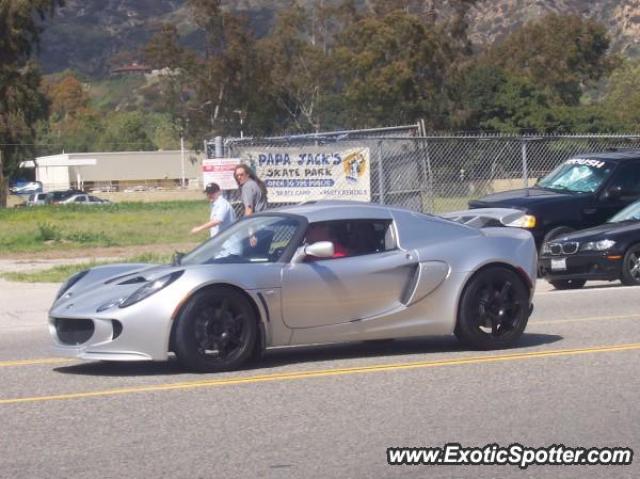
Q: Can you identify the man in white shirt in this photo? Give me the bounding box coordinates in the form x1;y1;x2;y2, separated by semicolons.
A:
190;182;236;237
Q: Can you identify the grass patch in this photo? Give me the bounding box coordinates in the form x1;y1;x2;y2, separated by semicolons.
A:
0;201;209;254
1;252;173;283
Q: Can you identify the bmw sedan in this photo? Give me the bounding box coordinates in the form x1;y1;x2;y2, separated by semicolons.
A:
539;200;640;289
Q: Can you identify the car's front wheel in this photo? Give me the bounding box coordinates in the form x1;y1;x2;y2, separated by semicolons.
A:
174;287;257;372
621;244;640;286
455;266;530;350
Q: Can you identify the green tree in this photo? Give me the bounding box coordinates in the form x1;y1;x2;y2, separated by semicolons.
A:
601;60;640;130
487;13;614;106
96;112;156;151
257;3;335;133
332;10;451;128
0;0;63;207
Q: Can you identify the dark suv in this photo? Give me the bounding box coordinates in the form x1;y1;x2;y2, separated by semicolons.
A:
469;150;640;247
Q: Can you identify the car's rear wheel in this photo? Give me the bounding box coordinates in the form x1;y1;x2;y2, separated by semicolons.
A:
548;279;587;290
174;287;257;372
621;244;640;286
455;266;530;350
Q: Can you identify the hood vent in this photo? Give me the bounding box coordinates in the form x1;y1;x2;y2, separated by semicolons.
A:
117;276;147;285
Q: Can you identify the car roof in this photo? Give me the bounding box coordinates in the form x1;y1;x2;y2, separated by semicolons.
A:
265;200;400;222
574;150;640;161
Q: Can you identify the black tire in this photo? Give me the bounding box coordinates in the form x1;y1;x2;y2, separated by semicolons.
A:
455;266;530;350
548;279;586;290
174;287;258;372
543;226;575;244
620;244;640;286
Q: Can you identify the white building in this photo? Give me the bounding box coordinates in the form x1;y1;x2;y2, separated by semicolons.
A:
21;150;204;192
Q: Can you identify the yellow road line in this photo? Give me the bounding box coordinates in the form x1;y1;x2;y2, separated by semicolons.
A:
531;314;640;325
1;315;636;369
0;358;70;367
1;342;639;405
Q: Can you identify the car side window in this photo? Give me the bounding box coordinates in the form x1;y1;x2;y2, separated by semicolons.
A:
304;219;395;260
608;162;640;197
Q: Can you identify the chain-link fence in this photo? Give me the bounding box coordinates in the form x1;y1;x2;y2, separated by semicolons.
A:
225;134;640;214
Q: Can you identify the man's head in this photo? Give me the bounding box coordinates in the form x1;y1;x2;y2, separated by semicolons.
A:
306;223;332;244
234;164;252;186
204;182;221;201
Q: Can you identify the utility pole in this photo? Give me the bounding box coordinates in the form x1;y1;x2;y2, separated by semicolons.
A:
0;148;6;208
180;133;186;188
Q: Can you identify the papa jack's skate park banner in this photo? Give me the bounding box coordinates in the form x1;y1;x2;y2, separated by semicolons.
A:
240;147;371;203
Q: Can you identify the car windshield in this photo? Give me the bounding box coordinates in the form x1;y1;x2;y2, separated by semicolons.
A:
537;159;613;193
180;215;302;265
608;201;640;223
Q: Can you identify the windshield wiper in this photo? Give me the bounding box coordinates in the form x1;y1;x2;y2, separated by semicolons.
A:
607;218;638;224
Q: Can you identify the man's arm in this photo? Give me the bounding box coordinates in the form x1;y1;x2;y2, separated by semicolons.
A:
191;218;222;234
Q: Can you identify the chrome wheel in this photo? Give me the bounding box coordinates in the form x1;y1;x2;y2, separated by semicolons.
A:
621;244;640;286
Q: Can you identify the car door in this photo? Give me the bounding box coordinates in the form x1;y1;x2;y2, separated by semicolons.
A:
597;161;640;222
281;219;417;329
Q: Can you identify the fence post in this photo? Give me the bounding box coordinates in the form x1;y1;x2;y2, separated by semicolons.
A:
377;140;385;204
521;139;529;188
417;139;434;214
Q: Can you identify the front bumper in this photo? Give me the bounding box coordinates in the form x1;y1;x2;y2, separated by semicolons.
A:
538;252;622;281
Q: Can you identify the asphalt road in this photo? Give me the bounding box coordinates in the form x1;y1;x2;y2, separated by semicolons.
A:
0;278;638;479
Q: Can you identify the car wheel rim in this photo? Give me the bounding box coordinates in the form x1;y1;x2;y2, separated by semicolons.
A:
627;252;640;282
194;298;246;361
475;279;523;337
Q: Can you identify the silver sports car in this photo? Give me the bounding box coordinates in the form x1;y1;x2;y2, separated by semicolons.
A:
49;201;537;372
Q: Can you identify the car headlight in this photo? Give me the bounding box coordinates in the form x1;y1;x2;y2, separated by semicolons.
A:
580;239;616;251
55;270;90;300
541;242;551;255
119;271;184;308
506;214;537;229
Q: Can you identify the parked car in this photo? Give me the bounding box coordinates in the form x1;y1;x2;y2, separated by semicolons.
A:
45;189;85;204
10;181;43;195
539;199;640;289
49;201;537;372
469;150;640;247
26;192;48;206
60;194;110;205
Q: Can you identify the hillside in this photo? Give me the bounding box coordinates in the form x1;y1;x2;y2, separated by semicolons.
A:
38;0;640;77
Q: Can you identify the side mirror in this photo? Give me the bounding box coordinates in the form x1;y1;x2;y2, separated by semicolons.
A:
604;186;622;200
305;241;335;258
291;241;335;263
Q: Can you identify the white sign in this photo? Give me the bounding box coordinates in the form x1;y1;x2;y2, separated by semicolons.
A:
202;158;238;190
241;147;371;203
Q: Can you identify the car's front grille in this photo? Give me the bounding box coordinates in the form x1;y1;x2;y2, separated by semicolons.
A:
53;318;94;345
549;242;579;255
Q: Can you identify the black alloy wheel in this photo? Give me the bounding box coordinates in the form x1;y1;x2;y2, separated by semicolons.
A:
174;287;257;372
455;266;530;350
621;244;640;286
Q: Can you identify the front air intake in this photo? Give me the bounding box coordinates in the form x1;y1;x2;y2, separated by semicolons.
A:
54;318;95;345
